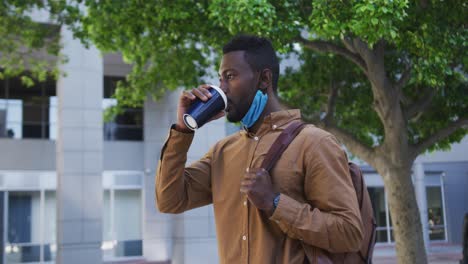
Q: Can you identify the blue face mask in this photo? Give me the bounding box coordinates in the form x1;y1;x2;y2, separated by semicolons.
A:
241;90;268;129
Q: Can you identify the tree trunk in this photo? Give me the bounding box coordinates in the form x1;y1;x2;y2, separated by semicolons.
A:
379;164;428;264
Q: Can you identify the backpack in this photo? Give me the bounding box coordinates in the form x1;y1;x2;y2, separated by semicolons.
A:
261;120;377;264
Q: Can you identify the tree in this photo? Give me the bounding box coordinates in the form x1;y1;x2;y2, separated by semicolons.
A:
0;1;66;84
1;1;467;263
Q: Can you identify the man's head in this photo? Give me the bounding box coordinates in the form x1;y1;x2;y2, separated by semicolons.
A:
219;35;279;122
222;35;279;93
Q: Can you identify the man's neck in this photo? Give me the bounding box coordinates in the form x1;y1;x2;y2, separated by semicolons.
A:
248;95;284;134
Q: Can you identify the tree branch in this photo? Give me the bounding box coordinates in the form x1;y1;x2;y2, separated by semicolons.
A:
312;80;376;163
404;88;436;121
342;36;357;54
400;93;411;105
323;80;338;126
396;65;412;91
295;36;368;74
322;123;376;163
352;38;372;64
412;118;468;157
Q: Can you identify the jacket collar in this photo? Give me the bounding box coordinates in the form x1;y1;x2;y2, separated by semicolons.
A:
242;109;302;138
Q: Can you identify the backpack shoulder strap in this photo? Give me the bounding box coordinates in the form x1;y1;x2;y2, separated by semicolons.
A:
261;120;306;172
349;162;365;208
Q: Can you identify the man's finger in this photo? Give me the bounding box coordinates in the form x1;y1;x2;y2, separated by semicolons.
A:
182;90;196;100
253;168;269;178
240;179;254;187
243;173;256;180
248;167;266;174
191;88;209;101
198;87;213;98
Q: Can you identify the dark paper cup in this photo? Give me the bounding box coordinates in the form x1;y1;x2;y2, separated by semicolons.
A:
183;85;227;130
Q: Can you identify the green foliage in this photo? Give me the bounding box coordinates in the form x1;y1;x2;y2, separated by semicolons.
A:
209;0;276;35
407;73;468;151
1;0;466;154
279;50;384;147
68;1;230;108
310;0;408;45
0;0;64;83
398;1;467;87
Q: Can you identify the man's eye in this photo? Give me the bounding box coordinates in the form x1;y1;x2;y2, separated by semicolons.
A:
226;74;234;80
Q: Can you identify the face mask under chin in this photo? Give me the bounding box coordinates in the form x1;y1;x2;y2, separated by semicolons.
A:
240;90;268;129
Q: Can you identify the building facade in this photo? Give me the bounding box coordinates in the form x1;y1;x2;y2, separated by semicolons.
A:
0;24;467;264
361;138;468;247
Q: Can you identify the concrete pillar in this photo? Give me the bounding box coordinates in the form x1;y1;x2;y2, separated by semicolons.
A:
142;90;180;262
414;161;430;252
56;27;103;263
143;87;225;263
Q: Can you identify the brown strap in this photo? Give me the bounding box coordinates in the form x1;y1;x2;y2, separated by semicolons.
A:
261;120;306;172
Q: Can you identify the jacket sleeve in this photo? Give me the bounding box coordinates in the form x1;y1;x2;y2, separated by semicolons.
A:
270;134;364;253
155;127;213;214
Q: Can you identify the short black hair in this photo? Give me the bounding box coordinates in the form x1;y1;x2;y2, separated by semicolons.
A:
223;35;279;93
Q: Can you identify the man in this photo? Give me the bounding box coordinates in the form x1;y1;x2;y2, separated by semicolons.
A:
156;35;363;263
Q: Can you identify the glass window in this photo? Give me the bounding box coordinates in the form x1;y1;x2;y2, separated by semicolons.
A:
385;215;393;243
44;191;57;261
0;74;56;139
102;189;142;259
103;190;112;242
114;190;142;257
368;187;388;243
5;191;57;263
8;192;41;244
367;180;446;244
103;76;143;141
6;191;41;263
427;186;445;240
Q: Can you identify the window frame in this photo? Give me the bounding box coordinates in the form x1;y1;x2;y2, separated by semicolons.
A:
102;171;144;261
0;170;145;263
0;75;57;140
102;76;144;142
364;171;448;244
3;189;56;264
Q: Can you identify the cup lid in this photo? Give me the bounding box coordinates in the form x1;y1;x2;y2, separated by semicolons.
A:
209;85;227;110
183;114;198;130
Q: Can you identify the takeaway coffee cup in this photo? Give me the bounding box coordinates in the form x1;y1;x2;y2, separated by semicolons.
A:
183;85;227;130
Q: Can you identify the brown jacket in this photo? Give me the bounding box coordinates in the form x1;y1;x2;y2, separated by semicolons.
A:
156;110;363;263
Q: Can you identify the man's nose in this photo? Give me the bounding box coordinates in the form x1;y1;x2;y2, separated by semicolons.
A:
219;81;228;94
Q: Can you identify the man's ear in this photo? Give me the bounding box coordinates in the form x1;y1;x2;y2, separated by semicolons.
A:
259;69;273;93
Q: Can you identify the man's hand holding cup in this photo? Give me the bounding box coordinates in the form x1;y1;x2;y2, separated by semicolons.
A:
175;84;226;133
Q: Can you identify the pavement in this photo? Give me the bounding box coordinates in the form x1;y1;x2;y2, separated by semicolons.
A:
373;243;463;264
105;243;464;264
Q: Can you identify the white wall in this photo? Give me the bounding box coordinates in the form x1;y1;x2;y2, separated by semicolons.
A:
417;136;468;163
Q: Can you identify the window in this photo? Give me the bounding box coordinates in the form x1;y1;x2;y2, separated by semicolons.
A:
367;175;447;244
3;191;56;264
427;186;446;240
43;191;57;261
102;171;143;260
7;192;41;262
0;75;56;139
103;76;143;141
102;189;142;259
368;187;388;243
